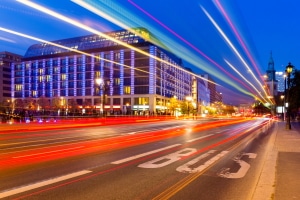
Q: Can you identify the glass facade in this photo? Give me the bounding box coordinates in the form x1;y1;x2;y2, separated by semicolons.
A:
0;51;22;103
13;29;203;114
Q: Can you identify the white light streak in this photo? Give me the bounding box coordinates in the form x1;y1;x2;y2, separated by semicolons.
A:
201;6;272;104
16;0;214;85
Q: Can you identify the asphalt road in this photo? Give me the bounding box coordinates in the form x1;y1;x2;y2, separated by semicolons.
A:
0;118;274;200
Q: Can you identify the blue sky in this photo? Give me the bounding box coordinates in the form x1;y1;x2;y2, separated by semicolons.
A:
0;0;298;105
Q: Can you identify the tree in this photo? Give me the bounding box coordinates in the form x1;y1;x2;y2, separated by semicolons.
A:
37;96;50;114
180;100;195;115
51;96;62;115
82;100;93;114
24;97;35;111
169;96;179;116
14;99;25;111
290;69;300;118
252;101;270;116
68;99;78;115
0;100;13;113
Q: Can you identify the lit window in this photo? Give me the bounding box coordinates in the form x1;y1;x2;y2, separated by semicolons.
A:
54;67;59;73
114;78;120;85
124;86;130;94
46;75;51;82
61;74;66;80
15;84;23;91
32;91;37;97
38;76;44;82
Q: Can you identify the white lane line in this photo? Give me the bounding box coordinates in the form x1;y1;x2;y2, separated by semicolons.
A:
0;170;92;199
13;146;85;158
186;134;214;143
111;144;181;164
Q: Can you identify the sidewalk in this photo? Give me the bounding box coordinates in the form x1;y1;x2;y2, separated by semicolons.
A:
252;121;300;200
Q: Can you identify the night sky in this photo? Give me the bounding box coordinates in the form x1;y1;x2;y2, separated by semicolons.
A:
0;0;299;105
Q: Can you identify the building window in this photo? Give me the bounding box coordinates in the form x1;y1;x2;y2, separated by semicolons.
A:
38;76;43;82
54;67;59;74
114;78;120;86
15;84;23;91
123;98;131;106
61;74;66;80
124;86;131;94
32;90;37;97
134;86;148;94
114;52;121;60
113;98;120;105
134;97;149;105
45;75;51;82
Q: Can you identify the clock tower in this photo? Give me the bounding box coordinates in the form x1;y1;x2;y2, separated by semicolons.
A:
265;51;278;97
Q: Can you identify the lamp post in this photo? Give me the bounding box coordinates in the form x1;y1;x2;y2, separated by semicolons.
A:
95;78;110;117
95;78;104;117
280;95;284;121
285;62;293;130
186;96;192;118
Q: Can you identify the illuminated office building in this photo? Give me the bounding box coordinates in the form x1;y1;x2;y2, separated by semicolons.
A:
12;29;207;114
0;51;22;103
275;71;285;92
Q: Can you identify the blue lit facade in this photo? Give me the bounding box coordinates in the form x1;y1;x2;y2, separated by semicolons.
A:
0;51;22;103
12;29;201;114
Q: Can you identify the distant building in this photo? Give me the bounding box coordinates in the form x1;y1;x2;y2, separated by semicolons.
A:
197;77;210;114
215;91;223;103
201;74;217;104
265;52;278;97
0;51;22;103
275;71;285;92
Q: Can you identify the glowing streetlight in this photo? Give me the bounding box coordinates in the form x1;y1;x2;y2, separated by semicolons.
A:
285;62;293;130
186;96;193;117
95;78;110;117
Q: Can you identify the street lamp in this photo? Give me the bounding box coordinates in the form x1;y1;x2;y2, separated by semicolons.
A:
95;78;104;117
95;78;110;117
186;96;192;118
285;62;293;130
280;95;284;121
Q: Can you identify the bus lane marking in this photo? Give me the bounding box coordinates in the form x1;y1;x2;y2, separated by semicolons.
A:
111;144;181;164
218;152;257;178
177;150;229;173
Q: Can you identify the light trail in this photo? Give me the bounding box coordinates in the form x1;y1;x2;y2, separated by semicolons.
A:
0;27;150;76
201;6;271;103
213;0;264;82
0;119;247;171
126;0;271;103
213;0;272;102
224;59;267;103
16;0;216;85
70;0;170;51
127;0;255;95
73;0;253;97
